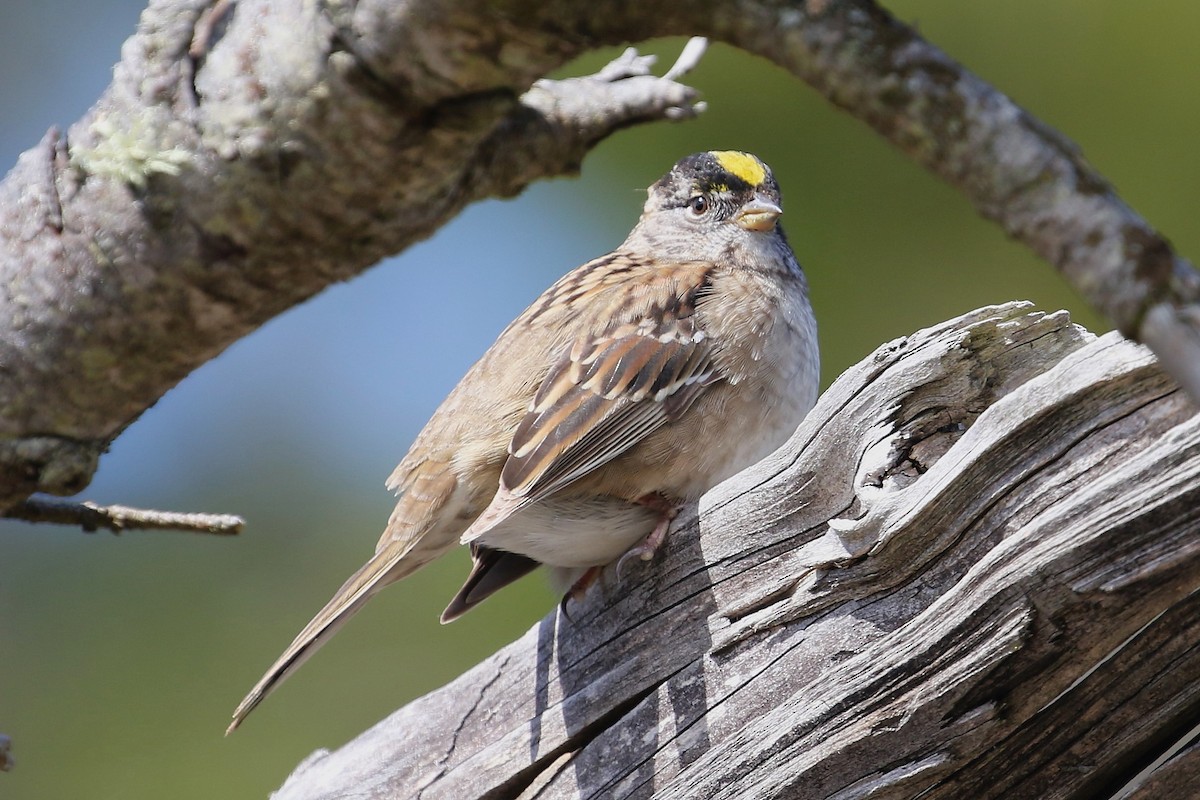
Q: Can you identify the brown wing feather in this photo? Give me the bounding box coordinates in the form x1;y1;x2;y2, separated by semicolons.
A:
458;261;721;549
379;456;461;552
501;299;718;504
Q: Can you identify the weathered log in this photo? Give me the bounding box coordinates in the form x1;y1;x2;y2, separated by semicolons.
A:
270;302;1200;799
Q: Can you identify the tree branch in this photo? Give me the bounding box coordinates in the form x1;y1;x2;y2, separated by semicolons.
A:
0;3;703;507
4;495;243;535
3;0;1199;514
698;0;1200;400
267;304;1200;799
2;0;1198;514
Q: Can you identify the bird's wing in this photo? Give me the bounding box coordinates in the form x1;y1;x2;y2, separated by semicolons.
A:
461;268;721;543
503;320;717;502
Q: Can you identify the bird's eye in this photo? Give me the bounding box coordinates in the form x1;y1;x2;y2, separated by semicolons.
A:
687;195;710;215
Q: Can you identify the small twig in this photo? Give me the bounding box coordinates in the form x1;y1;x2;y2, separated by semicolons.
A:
592;46;657;83
5;496;244;535
662;37;709;82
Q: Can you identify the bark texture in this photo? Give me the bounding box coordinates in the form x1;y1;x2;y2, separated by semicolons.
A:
2;0;1198;511
271;303;1200;799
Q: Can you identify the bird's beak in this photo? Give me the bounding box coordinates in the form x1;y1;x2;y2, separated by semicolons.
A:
734;196;782;232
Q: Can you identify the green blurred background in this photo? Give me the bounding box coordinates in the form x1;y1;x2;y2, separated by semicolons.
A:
2;2;1197;798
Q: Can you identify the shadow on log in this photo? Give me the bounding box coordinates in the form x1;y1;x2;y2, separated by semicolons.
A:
273;303;1200;799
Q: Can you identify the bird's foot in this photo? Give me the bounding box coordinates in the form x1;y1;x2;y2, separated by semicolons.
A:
559;494;681;619
616;494;680;578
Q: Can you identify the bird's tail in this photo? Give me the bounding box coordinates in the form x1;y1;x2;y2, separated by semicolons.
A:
225;548;408;735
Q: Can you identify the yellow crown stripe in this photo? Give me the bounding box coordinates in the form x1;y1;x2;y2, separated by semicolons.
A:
711;151;766;186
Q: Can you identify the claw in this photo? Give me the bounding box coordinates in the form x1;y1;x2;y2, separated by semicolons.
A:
559;566;602;622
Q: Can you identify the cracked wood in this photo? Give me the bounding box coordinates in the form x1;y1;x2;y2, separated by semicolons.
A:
270;303;1200;799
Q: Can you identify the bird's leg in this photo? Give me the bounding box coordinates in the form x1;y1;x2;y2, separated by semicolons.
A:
568;566;602;599
559;494;681;618
559;566;603;621
616;493;681;577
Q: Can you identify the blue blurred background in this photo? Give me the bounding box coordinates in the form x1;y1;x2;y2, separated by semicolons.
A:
2;2;1197;798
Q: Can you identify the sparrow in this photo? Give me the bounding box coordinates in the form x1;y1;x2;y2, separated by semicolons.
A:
227;151;819;733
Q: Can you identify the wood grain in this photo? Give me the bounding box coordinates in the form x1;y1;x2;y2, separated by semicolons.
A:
272;303;1200;799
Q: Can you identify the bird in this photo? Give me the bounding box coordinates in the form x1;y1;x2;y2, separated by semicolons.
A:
226;151;819;733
